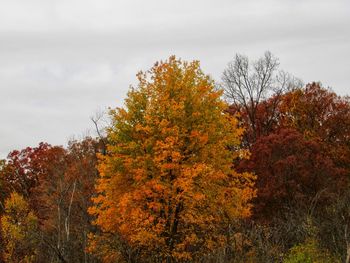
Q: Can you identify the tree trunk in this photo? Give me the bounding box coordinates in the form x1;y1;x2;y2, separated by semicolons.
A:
346;245;350;263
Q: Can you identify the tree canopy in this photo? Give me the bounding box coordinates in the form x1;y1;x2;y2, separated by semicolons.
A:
88;56;256;262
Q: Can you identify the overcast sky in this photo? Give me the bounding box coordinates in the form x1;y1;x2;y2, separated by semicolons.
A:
0;0;349;158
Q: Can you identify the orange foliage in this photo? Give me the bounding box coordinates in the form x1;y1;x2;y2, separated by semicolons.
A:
89;56;256;261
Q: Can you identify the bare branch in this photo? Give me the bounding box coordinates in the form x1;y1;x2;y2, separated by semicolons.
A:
222;51;302;143
90;109;109;154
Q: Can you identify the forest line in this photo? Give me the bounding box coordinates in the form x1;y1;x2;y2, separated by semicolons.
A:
1;53;349;263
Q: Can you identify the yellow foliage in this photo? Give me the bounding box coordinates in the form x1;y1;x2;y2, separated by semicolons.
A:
89;56;256;261
0;192;38;263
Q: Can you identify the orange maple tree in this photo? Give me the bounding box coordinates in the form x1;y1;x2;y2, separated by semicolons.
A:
88;56;256;262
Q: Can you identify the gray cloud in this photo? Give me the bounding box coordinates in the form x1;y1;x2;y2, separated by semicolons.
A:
0;0;349;158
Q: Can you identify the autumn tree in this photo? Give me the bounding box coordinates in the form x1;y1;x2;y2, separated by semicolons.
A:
276;83;350;261
239;128;344;220
228;82;350;220
316;188;350;263
0;139;100;262
58;138;100;262
0;159;7;263
30;138;99;262
232;83;350;261
0;159;6;211
89;56;256;262
0;192;38;262
0;143;64;201
278;83;350;169
0;144;62;262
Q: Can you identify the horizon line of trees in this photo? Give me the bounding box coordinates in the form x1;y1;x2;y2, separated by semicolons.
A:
0;52;349;263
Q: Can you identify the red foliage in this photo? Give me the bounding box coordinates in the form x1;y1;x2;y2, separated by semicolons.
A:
0;138;100;261
239;128;347;221
279;83;350;169
0;143;66;206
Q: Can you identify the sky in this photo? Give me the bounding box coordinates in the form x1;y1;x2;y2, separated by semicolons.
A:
0;0;349;158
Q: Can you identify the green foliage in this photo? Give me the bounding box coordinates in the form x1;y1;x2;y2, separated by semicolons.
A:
283;239;340;263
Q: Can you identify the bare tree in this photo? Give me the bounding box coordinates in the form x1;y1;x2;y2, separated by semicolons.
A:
222;51;303;142
90;109;109;155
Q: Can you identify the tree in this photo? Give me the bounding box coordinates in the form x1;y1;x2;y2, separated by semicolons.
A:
0;143;65;201
239;128;344;221
0;143;65;262
0;139;100;262
0;159;7;212
90;109;110;155
0;159;7;263
233;84;350;260
278;83;350;170
317;188;350;263
89;56;256;262
0;192;38;262
222;51;302;144
283;238;340;263
60;138;100;262
30;138;99;263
